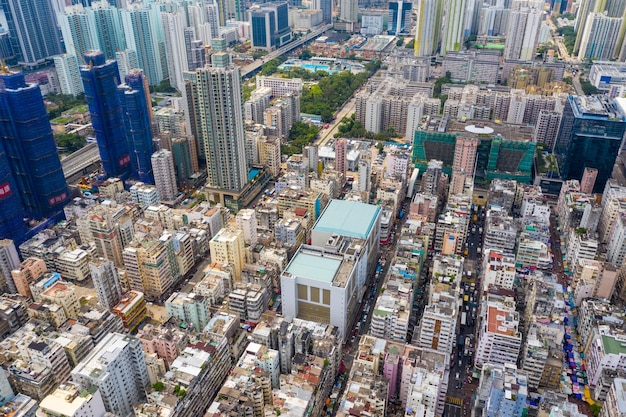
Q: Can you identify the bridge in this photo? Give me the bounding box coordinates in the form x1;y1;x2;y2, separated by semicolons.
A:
61;142;100;179
241;24;333;78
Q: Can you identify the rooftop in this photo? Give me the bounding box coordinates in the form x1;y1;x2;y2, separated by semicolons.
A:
313;199;380;239
601;333;626;355
285;250;342;284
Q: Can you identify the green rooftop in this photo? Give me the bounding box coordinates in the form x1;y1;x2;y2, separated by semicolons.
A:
286;252;342;283
313;200;380;239
601;334;626;355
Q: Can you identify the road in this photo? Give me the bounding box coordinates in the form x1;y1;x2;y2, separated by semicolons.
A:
317;97;358;148
61;142;100;179
443;205;485;417
240;24;333;78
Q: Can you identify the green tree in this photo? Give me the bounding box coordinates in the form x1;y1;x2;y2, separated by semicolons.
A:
299;48;313;60
590;404;602;417
396;38;404;47
54;133;86;153
151;79;177;94
562;76;573;85
152;382;165;391
580;79;599;95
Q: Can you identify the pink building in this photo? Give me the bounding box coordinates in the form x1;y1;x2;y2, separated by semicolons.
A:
581;167;598;194
137;323;188;367
410;193;438;222
450;136;479;195
335;139;347;184
383;348;401;400
11;257;47;298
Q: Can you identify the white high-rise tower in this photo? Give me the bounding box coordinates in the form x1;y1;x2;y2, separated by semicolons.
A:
151;150;178;202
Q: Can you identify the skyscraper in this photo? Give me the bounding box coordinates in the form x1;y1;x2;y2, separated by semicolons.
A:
504;0;544;62
118;69;154;184
171;137;194;188
250;2;292;51
161;10;190;92
151;150;178;202
450;136;479;195
555;95;626;193
54;54;84;96
314;0;333;23
577;13;622;60
0;0;63;68
120;4;166;86
441;0;467;55
81;50;132;180
90;0;127;61
340;0;358;23
57;4;99;59
0;70;69;219
388;0;413;35
185;52;248;192
89;258;122;310
0;140;26;241
414;0;442;56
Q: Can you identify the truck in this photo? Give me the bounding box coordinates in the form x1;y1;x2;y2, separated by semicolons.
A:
461;312;467;326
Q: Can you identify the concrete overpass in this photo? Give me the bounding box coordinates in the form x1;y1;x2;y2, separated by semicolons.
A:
61;142;100;179
241;24;333;78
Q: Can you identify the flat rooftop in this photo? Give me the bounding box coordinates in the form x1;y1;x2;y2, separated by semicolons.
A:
602;333;626;355
313;199;380;239
285;252;342;284
446;120;535;142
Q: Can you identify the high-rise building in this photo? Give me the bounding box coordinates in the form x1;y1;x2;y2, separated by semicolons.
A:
441;0;467;55
574;0;626;56
314;0;333;23
39;383;107;417
210;228;246;283
53;54;84;96
81;51;132;180
335;139;347;183
533;110;561;148
57;5;99;59
388;0;413;35
0;140;25;241
161;10;190;92
250;2;292;51
120;4;166;86
118;69;154;183
0;239;19;294
504;0;544;62
581;167;598;194
0;0;63;68
340;0;358;23
577;13;622;60
89;258;123;311
151;150;178;202
450;136;478;195
91;0;127;61
185;53;248;192
71;333;150;417
555;95;626;193
171;137;195;188
0;70;69;219
413;0;442;56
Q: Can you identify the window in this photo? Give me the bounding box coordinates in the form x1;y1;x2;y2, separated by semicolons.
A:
310;287;320;303
323;289;330;305
297;284;307;300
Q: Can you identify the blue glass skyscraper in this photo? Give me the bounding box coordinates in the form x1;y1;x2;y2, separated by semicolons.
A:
0;70;69;219
81;50;132;180
0;139;26;241
555;95;626;193
118;69;154;184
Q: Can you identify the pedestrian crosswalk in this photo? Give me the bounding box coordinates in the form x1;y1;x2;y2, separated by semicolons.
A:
446;396;464;406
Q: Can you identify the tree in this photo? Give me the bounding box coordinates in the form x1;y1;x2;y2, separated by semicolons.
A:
590;404;602;417
54;133;86;153
299;48;313;60
580;79;599;95
152;382;165;391
151;79;177;94
396;38;404;47
562;76;573;85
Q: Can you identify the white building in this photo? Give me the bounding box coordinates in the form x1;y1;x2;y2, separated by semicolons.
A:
566;230;598;265
130;182;160;207
475;294;522;368
53;54;84;96
482;250;516;291
601;377;626;417
151;150;178;202
607;212;626;268
256;76;303;97
235;209;258;246
71;333;150;417
38;383;106;417
281;245;359;341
